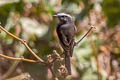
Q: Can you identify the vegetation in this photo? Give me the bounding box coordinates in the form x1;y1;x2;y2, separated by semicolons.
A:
0;0;120;80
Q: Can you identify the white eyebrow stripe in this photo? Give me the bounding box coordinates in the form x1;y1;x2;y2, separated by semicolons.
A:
57;13;72;19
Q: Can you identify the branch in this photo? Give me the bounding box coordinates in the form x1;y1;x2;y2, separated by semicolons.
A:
0;26;44;63
0;24;94;79
51;50;63;64
49;66;58;80
76;26;95;45
0;53;37;63
0;25;59;79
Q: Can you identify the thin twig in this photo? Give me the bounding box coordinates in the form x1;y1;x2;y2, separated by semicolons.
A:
0;53;37;63
76;26;94;45
49;66;58;80
0;26;44;63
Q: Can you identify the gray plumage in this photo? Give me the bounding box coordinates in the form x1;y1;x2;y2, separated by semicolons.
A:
54;13;76;75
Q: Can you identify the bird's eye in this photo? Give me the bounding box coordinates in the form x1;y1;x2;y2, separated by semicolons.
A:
61;16;65;17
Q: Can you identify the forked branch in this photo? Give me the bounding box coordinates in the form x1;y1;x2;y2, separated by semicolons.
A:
0;25;94;79
0;26;44;63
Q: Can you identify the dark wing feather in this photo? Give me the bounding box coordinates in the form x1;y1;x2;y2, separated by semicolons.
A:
56;24;76;56
56;24;69;50
69;39;75;57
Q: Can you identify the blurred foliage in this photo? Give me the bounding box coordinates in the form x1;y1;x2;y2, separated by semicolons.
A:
102;0;120;27
0;0;120;80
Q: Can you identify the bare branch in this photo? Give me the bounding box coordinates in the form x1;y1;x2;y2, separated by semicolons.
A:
0;23;94;79
0;26;44;63
0;53;37;63
75;26;95;46
0;25;60;79
49;66;58;80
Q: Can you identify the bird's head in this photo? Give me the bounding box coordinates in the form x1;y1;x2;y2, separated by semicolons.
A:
53;13;73;23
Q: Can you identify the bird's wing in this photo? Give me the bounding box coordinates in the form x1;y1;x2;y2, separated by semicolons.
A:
60;30;75;57
57;24;75;56
59;30;69;48
69;39;75;57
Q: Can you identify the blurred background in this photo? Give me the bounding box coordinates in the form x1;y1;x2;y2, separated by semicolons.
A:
0;0;120;80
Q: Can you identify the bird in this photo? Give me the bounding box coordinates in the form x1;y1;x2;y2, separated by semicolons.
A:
54;13;77;75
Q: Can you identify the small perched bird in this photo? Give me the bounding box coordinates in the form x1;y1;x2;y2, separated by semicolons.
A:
54;13;77;75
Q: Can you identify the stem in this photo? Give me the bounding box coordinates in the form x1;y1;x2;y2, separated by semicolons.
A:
76;26;94;46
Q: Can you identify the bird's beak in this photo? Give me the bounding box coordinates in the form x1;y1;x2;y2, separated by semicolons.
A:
53;15;58;17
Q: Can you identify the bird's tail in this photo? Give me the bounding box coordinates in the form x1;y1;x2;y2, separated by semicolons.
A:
65;52;71;75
